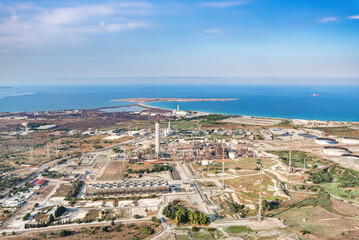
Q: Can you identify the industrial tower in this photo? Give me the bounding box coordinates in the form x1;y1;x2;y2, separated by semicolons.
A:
155;121;160;159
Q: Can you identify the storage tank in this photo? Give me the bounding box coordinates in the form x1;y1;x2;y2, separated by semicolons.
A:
315;138;338;145
341;154;359;166
323;146;351;156
342;137;359;145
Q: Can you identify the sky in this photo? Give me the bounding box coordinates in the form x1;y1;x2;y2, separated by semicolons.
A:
0;0;359;85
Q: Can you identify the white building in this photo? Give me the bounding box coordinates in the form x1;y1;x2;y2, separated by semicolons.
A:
228;151;236;160
201;160;213;166
173;105;190;116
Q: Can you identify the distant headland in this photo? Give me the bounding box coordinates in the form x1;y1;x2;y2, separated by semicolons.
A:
111;97;237;103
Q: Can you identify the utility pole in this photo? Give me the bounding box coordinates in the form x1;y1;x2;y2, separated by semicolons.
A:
258;164;263;222
29;147;34;162
304;150;308;169
288;135;292;173
222;142;225;190
46;143;51;159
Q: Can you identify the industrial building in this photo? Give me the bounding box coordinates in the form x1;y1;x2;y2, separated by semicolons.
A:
315;138;338;145
85;180;170;196
323;146;351;156
172;105;190;116
341;154;359;166
342;137;359;145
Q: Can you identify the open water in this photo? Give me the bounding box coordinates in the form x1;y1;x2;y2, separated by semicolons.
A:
1;84;359;121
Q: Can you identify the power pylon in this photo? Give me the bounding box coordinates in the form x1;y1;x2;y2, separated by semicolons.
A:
258;164;263;222
29;147;34;162
46;143;51;159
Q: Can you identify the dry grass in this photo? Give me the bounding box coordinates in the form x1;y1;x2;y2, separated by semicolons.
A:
97;161;128;181
52;184;71;198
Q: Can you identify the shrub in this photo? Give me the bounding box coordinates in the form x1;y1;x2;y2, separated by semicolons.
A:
140;226;154;235
192;226;199;232
58;230;71;237
151;216;161;223
101;226;109;232
301;229;311;235
23;213;30;221
54;206;67;217
134;214;141;219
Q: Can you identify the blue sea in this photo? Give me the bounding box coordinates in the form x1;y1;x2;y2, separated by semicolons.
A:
1;85;359;122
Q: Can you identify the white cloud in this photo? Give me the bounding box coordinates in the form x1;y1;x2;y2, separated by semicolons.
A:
204;28;223;33
204;28;225;38
0;2;153;50
319;17;337;23
104;22;151;32
200;1;248;8
348;15;359;19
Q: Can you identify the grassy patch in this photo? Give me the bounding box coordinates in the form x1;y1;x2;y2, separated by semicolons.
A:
225;225;252;234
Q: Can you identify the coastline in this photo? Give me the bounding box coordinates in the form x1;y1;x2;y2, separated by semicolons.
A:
139;102;284;120
0;92;36;100
111;97;237;103
139;102;353;124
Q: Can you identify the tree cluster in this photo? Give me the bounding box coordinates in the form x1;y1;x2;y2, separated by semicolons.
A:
226;201;245;213
308;169;333;184
162;201;210;225
65;180;83;200
54;205;67;217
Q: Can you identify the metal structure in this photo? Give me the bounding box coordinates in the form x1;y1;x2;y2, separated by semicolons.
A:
289;135;292;173
155;121;160;158
258;164;263;222
29;147;34;162
46;143;51;159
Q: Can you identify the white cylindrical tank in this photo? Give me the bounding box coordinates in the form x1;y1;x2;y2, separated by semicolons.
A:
323;146;351;156
341;154;359;165
315;138;338;145
228;151;236;160
342;137;359;145
155;121;160;156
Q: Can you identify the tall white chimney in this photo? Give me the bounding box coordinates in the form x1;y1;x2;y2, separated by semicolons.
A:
155;121;160;158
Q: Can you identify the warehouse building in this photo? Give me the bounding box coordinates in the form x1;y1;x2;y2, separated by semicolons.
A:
85;180;170;196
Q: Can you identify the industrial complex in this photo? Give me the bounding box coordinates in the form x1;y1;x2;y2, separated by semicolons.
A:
1;105;359;239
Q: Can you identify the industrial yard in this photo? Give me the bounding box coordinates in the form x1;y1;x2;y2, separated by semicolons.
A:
1;106;359;239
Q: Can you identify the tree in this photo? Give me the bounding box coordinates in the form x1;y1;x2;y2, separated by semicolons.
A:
101;226;109;232
48;214;54;223
140;226;154;235
58;230;71;237
23;213;30;221
54;206;67;217
151;216;161;223
34;203;39;208
192;226;199;232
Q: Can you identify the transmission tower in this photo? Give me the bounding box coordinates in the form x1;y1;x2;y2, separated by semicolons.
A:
222;142;225;190
29;147;34;162
258;164;263;222
46;143;51;159
288;135;292;173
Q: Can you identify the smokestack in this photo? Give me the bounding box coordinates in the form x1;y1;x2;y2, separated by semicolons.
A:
155;121;160;158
